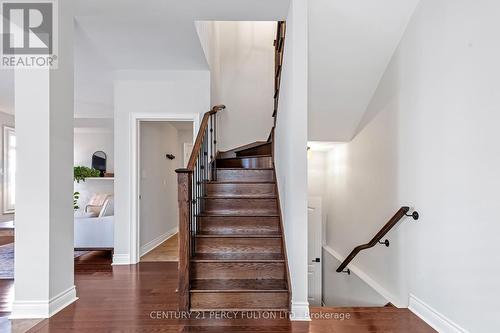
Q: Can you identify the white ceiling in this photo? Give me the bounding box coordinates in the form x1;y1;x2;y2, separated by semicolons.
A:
308;0;420;142
73;0;289;118
0;0;290;117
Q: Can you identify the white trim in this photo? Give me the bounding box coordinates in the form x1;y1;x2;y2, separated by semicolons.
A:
409;294;469;333
322;245;404;307
3;125;15;214
290;301;311;321
140;227;178;257
74;127;113;134
112;253;131;266
10;286;77;319
129;112;199;264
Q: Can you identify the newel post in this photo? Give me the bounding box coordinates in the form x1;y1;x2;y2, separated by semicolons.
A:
176;169;192;311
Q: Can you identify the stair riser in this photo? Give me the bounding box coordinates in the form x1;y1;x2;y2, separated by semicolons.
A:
217;169;274;182
192;262;285;280
206;183;276;197
203;198;278;215
195;238;282;254
236;143;272;157
216;156;273;169
200;217;280;235
191;292;288;310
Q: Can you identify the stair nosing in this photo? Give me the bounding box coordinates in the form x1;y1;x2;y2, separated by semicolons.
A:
195;234;281;238
197;214;280;217
216;154;272;161
190;308;289;312
191;259;285;263
204;181;276;184
190;289;288;293
217;168;274;171
201;196;277;199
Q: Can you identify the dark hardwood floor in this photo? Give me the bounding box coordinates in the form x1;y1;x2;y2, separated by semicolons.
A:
15;253;436;333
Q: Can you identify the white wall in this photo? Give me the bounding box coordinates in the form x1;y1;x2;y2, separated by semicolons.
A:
274;0;309;320
113;70;209;264
139;122;187;253
74;129;114;172
307;0;419;142
197;21;275;151
0;111;15;221
325;1;500;331
322;247;387;307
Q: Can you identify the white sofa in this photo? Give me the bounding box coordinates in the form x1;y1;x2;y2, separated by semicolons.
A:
74;196;114;251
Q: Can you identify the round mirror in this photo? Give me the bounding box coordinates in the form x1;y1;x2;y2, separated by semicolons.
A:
92;151;107;177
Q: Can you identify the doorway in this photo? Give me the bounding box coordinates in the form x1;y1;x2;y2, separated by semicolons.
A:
137;121;194;262
308;196;323;306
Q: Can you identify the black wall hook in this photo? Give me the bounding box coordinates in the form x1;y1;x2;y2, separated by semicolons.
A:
166;154;176;160
405;211;419;220
341;269;351;275
378;239;390;247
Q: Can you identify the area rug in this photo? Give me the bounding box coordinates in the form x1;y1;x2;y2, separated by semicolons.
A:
0;243;13;279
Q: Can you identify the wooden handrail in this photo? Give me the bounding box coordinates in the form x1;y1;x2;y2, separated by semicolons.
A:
336;207;419;273
177;105;226;172
175;104;225;311
268;21;286;142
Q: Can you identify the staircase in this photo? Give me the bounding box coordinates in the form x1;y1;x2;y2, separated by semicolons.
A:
176;21;289;312
188;141;290;311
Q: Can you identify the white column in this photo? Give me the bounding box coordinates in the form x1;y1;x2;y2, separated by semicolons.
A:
274;0;310;321
11;0;76;319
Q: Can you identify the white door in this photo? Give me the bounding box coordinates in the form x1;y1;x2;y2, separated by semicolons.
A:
308;197;323;306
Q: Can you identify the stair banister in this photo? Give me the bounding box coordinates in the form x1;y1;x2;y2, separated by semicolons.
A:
336;206;419;273
175;104;225;311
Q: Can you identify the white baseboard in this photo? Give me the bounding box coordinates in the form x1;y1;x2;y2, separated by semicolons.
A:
409;294;469;333
140;227;178;257
290;301;311;321
112;253;131;265
10;285;78;319
322;245;404;307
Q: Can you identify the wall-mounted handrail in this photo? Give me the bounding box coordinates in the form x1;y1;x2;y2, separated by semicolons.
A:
336;206;419;273
175;104;225;311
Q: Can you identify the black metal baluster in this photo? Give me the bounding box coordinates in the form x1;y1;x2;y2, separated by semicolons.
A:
204;129;208;191
210;115;214;180
191;161;196;255
197;147;202;235
213;113;217;181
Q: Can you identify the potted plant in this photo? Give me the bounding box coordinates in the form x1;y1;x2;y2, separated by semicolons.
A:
74;192;80;210
74;166;101;183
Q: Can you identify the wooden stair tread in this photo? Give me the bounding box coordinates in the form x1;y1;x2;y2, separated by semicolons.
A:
226;141;268;153
197;213;280;217
202;196;277;199
204;181;276;184
190;308;289;312
199;230;280;236
217;142;269;158
217;167;273;170
190;279;287;292
216;154;272;160
196;234;281;238
191;253;284;262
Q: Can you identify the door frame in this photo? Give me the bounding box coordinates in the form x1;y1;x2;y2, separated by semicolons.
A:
129;112;199;264
308;196;323;306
